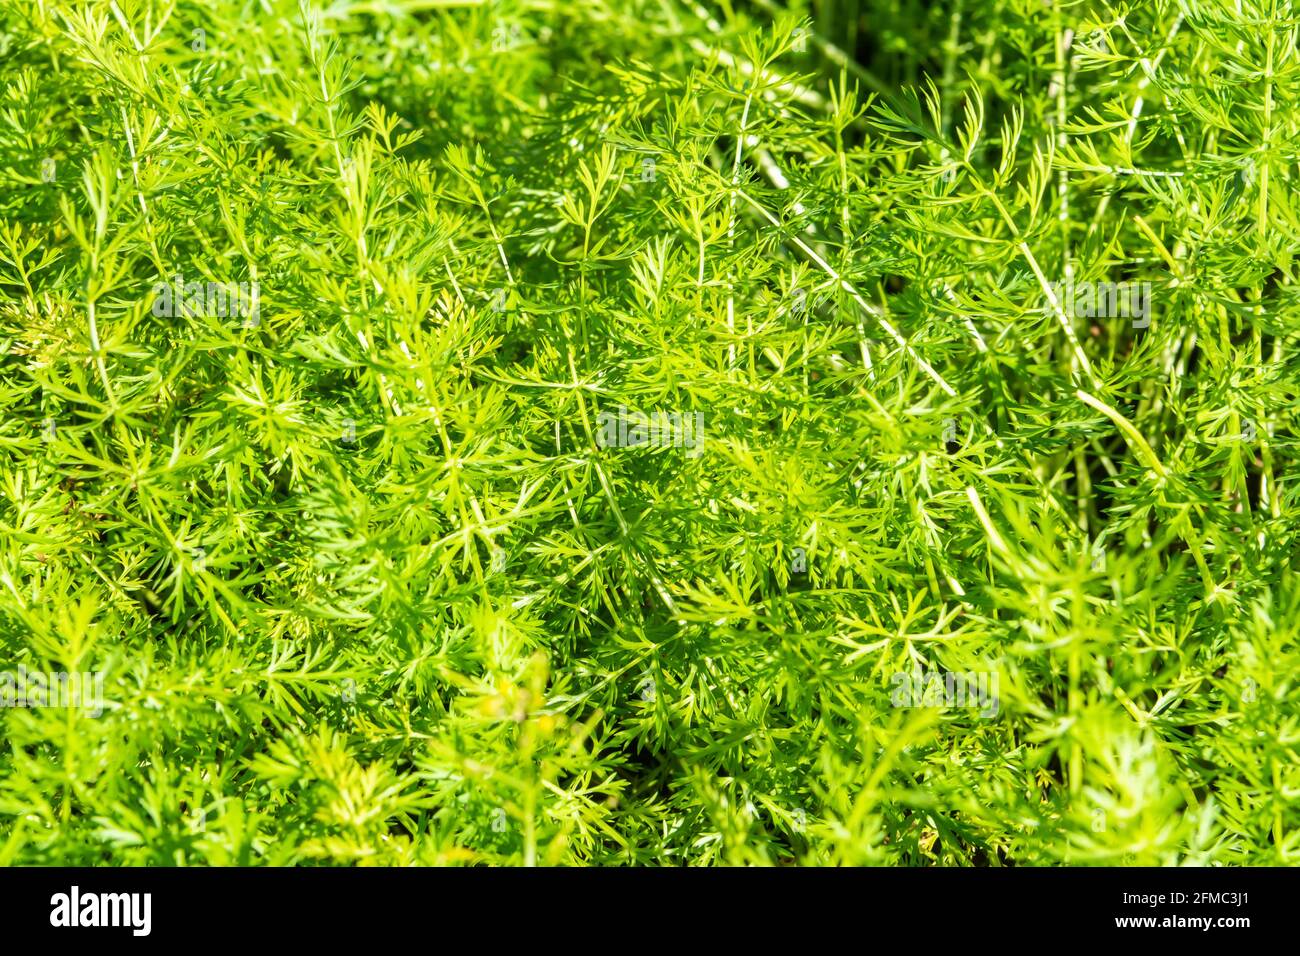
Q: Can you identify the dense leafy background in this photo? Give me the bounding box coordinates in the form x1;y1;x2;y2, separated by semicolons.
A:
0;0;1297;865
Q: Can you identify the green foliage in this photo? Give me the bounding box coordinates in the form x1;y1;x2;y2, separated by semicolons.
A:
0;0;1297;865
